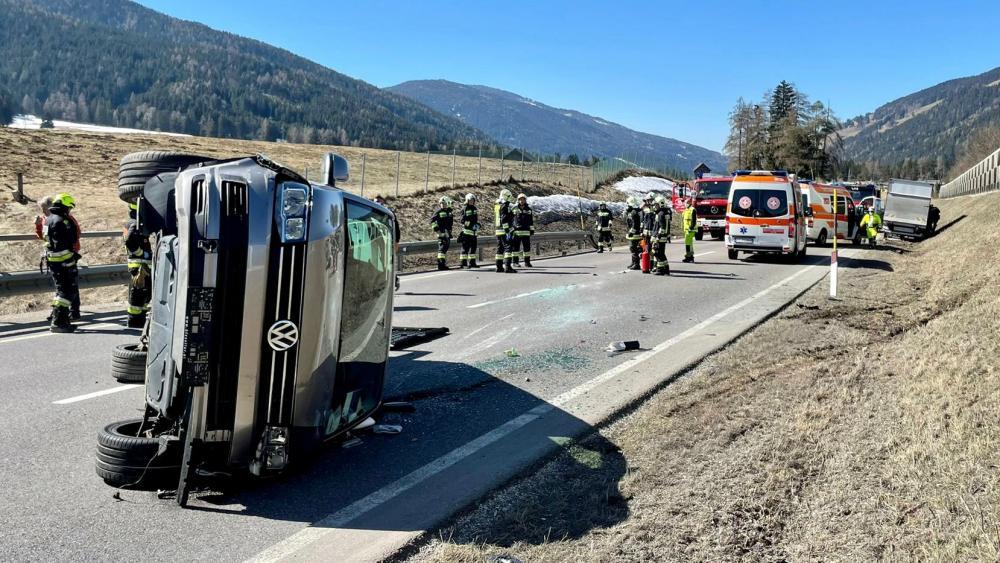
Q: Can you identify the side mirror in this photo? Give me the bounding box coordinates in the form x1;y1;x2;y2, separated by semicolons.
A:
321;153;350;186
804;208;813;217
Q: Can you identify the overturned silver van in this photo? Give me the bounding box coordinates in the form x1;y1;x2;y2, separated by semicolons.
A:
96;153;396;505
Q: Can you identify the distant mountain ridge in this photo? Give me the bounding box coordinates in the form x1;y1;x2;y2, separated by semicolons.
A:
388;80;727;173
0;0;487;150
840;66;1000;174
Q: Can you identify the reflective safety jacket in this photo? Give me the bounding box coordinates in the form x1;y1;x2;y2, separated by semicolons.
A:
653;208;671;242
682;206;698;232
494;200;513;236
641;204;656;236
124;218;152;269
625;207;643;240
44;212;79;265
596;207;613;231
860;212;882;229
462;204;480;236
430;207;454;237
511;204;534;236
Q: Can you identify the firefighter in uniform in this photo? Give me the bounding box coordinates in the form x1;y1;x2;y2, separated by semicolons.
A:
682;198;698;263
595;201;613;252
430;196;454;270
511;193;534;267
494;188;516;273
652;195;671;276
44;193;81;332
625;196;643;270
641;192;656;249
124;202;153;327
458;193;480;268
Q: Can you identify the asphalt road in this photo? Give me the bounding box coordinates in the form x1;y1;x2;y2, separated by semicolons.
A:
0;240;859;561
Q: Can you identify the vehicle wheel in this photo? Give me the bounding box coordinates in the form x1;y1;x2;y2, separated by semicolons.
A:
816;229;828;246
111;343;147;383
118;151;212;203
727;249;739;260
695;230;704;241
95;419;181;489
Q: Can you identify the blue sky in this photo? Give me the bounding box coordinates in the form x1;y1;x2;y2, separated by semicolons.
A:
138;0;999;153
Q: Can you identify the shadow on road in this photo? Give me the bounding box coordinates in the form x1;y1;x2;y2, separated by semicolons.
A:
399;292;474;297
179;353;627;546
841;257;894;272
0;310;127;337
393;305;436;312
667;270;743;280
926;214;966;238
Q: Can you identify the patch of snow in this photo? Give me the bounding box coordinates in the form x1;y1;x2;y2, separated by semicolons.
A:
988;78;1000;87
527;194;625;216
611;176;676;198
593;119;610;126
8;114;190;136
563;112;573;117
675;153;688;160
520;99;539;107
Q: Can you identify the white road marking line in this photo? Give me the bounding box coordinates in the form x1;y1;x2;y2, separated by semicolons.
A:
403;271;456;282
0;322;122;345
463;313;515;340
694;251;714;257
467;288;551;309
249;263;822;562
53;384;141;405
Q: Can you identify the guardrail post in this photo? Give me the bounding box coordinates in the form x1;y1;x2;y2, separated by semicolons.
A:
395;152;401;198
424;150;430;194
451;147;457;187
360;154;367;197
477;144;482;185
16;173;25;204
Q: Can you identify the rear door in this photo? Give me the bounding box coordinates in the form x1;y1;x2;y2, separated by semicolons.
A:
730;185;790;248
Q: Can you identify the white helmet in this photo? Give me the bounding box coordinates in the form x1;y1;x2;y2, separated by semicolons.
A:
517;193;527;201
440;196;453;207
644;192;655;202
655;195;668;206
465;193;476;203
499;188;513;203
627;195;640;208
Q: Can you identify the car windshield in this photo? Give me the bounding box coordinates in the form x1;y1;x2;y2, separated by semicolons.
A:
730;188;789;218
696;180;732;199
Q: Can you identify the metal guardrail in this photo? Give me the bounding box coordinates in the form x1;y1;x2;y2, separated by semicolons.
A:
940;146;1000;198
0;230;595;297
0;230;121;242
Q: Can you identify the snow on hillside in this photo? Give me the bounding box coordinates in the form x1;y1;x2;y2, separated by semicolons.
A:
527;194;625;216
8;114;190;137
611;176;675;197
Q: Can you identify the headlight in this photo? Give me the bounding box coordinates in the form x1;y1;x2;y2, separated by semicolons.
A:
283;188;308;217
277;182;311;243
284;218;305;240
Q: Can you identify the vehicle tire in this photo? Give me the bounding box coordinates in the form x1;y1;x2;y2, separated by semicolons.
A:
727;249;739;260
95;419;182;489
117;151;212;203
111;343;147;383
816;229;828;246
695;230;704;241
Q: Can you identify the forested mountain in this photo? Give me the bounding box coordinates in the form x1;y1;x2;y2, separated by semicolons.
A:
388;80;727;173
0;0;488;150
840;66;1000;179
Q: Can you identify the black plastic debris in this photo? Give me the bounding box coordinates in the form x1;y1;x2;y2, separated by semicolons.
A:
390;326;450;350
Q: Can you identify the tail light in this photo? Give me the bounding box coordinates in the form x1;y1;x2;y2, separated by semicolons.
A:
724;221;729;235
788;217;796;236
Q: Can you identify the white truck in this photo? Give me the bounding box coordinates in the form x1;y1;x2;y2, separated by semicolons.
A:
883;179;935;240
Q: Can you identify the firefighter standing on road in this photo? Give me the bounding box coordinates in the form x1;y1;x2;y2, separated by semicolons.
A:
494;188;516;273
595;201;613;252
625;196;643;270
641;193;656;249
459;193;480;269
682;198;698;263
44;193;81;332
511;193;535;267
124;202;152;327
652;195;671;276
430;196;454;270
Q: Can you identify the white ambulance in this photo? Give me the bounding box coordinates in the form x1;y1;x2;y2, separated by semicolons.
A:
725;170;808;260
802;183;860;245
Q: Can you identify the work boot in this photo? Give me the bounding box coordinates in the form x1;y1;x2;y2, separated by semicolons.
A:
126;315;146;329
524;257;532;268
460;259;468;269
469;259;479;269
437;260;450;271
50;308;75;333
597;247;604;253
513;257;520;266
504;259;517;274
70;310;81;321
496;261;504;273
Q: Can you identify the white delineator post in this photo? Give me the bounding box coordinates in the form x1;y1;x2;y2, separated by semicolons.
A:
830;191;838;298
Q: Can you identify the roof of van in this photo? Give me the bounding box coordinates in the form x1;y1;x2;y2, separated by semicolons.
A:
731;174;790;183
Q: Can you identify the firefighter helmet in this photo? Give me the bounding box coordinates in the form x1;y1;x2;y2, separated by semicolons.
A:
465;193;476;203
655;195;668;206
627;196;640;208
499;188;513;202
52;193;76;210
517;193;527;202
440;196;453;208
644;192;655;202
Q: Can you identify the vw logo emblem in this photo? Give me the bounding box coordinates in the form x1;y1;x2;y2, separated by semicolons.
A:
267;320;299;352
710;206;718;214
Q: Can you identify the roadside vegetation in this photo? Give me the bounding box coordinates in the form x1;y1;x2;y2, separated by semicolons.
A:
403;192;1000;561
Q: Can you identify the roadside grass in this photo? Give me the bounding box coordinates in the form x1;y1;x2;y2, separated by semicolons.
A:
402;192;1000;562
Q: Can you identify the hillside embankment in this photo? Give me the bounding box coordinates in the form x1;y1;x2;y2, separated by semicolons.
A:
403;193;1000;562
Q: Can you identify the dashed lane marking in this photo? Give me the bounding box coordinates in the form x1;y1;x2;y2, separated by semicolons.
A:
53;384;142;405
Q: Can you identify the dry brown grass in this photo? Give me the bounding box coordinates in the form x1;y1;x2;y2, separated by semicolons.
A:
403;195;1000;562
